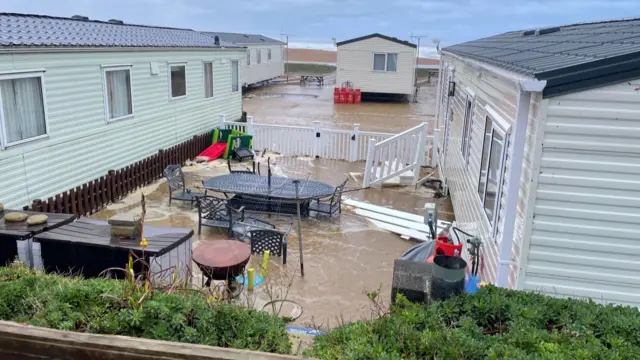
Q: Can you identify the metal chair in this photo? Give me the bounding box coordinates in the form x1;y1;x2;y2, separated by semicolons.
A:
163;164;205;207
231;217;276;242
248;229;289;261
196;196;245;235
309;178;348;217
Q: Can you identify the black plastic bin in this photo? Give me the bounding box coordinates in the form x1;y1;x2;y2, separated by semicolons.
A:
430;255;467;302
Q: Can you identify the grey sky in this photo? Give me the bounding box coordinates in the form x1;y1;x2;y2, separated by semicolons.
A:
3;0;639;57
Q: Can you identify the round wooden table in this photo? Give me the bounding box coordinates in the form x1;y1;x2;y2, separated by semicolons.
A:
192;240;251;289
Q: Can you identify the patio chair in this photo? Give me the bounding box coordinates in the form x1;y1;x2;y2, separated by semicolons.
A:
309;177;348;217
163;164;205;207
231;217;276;242
196;196;245;235
248;228;291;262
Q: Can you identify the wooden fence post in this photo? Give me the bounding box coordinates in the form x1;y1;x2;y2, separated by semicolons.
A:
350;123;360;161
431;129;440;168
412;122;427;186
247;116;254;135
363;138;377;188
312;121;321;158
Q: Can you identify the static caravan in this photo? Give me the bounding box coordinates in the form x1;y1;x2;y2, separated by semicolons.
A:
0;13;245;209
336;33;417;99
203;32;285;87
437;18;640;306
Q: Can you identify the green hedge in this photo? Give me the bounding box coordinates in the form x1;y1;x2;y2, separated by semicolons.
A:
0;265;291;354
307;286;640;360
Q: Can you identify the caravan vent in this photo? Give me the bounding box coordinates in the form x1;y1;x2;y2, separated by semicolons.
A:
537;27;561;35
71;15;89;21
522;29;535;36
108;19;124;24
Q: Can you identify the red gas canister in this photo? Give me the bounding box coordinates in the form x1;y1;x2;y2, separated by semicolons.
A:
347;88;354;104
333;87;340;104
340;87;347;103
435;235;463;257
355;89;362;103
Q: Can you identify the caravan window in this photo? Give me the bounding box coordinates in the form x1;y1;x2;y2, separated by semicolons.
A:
204;62;214;98
477;108;510;228
103;66;133;121
0;71;48;146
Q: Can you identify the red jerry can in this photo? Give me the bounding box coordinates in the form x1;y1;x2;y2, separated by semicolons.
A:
333;87;340;104
347;88;354;104
354;89;362;103
340;87;347;103
435;235;463;257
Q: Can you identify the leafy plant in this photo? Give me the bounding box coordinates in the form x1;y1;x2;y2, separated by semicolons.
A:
306;286;640;360
0;264;291;354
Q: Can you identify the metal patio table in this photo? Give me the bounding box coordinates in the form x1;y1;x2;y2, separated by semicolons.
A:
202;174;335;217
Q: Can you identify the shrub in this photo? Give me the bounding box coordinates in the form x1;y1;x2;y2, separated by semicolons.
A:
306;286;640;360
0;265;291;354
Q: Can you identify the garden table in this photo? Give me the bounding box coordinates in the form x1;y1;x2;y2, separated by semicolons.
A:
0;210;75;267
32;218;193;282
192;240;251;289
202;173;335;216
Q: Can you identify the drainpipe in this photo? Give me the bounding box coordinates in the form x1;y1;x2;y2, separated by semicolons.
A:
496;79;546;288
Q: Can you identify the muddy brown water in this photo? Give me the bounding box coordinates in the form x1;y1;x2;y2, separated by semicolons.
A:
243;80;438;133
94;81;453;328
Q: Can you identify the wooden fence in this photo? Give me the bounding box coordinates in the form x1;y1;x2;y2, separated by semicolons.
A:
29;131;213;217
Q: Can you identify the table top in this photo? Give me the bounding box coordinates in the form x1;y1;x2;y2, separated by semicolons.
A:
0;210;76;240
203;174;335;200
192;240;251;269
33;218;193;256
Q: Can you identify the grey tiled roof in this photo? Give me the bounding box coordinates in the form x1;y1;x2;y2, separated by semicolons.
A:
443;18;640;76
201;32;285;45
0;13;243;48
443;18;640;97
337;33;416;48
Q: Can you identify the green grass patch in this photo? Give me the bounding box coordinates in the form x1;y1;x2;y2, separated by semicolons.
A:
0;265;291;354
285;63;336;75
306;286;640;359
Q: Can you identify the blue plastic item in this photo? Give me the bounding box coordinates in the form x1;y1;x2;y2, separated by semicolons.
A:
286;326;324;336
465;274;481;294
236;273;265;287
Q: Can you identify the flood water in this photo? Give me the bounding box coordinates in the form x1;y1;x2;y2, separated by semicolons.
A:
93;79;453;328
243;80;438;133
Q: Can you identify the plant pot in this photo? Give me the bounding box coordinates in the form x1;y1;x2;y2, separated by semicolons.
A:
430;255;467;302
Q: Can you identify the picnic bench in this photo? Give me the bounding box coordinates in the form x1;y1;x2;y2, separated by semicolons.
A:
299;74;325;86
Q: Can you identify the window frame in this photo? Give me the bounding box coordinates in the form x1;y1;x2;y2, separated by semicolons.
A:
0;70;49;148
168;62;187;100
203;61;214;99
372;53;399;72
231;60;240;93
257;49;262;64
246;50;251;66
268;48;272;61
460;88;475;164
477;105;511;232
102;65;134;123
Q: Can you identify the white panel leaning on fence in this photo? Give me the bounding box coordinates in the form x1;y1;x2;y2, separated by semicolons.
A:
220;115;439;187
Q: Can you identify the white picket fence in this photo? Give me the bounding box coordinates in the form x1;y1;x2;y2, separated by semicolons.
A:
220;115;439;185
221;115;398;161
